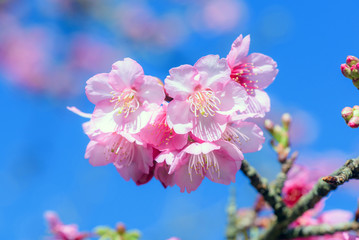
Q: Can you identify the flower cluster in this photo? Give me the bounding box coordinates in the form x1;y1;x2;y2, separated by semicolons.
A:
72;34;278;193
342;106;359;128
341;56;359;89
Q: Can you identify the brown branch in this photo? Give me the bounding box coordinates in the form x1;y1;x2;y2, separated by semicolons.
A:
258;157;359;240
240;160;290;220
322;158;359;185
280;222;359;239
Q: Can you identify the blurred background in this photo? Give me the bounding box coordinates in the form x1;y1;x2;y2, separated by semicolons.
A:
0;0;358;239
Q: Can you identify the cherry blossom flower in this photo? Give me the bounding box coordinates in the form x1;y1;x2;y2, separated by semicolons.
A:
154;150;178;188
221;120;265;153
85;130;154;185
86;58;165;134
168;140;243;193
227;34;278;118
343;232;359;240
165;54;248;142
283;165;319;208
44;211;89;240
138;103;188;151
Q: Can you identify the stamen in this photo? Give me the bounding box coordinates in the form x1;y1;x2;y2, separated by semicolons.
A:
188;152;220;181
231;63;262;95
188;89;221;117
110;88;140;117
222;125;250;146
106;134;134;166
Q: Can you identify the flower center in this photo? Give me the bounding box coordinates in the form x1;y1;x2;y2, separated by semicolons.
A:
149;113;174;147
231;63;259;95
188;152;220;181
107;134;134;166
110;88;140;117
188;89;220;117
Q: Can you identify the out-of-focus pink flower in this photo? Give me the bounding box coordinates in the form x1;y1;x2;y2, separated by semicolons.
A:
289;210;353;240
343;232;359;240
168;140;243;193
283;165;318;208
44;211;89;240
167;238;181;240
86;58;165;134
138;103;188;151
227;34;278;118
69;34;120;72
85;130;154;185
165;54;248;142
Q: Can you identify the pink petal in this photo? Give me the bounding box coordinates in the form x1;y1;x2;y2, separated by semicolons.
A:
215;140;243;168
173;157;204;193
166;100;193;134
154;161;176;188
182;142;220;155
194;54;231;90
216;81;248;115
114;143;153;181
241;92;268;118
243;53;278;90
136;75;165;107
121;106;152;134
85;73;113;104
227;122;265;153
109;58;144;91
191;114;227;142
92;101;121;133
227;34;250;69
85;140;113;166
165;65;199;100
67;106;92;118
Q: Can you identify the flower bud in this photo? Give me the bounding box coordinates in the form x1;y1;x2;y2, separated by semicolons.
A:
264;119;274;132
341;107;353;122
341;64;351;78
348;116;359;128
281;113;291;130
346;55;359;67
116;222;126;234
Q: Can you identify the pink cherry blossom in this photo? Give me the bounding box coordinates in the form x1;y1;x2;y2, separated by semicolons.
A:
86;58;165;134
221;120;265;153
85;130;154;185
343;232;359;240
227;34;278;118
44;211;89;240
283;165;318;208
168;140;243;193
165;54;248;142
138;103;188;151
154;150;178;188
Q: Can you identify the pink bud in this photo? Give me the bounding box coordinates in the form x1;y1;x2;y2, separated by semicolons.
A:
348;116;359;128
341;64;351;78
342;107;353;122
346;55;359;67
